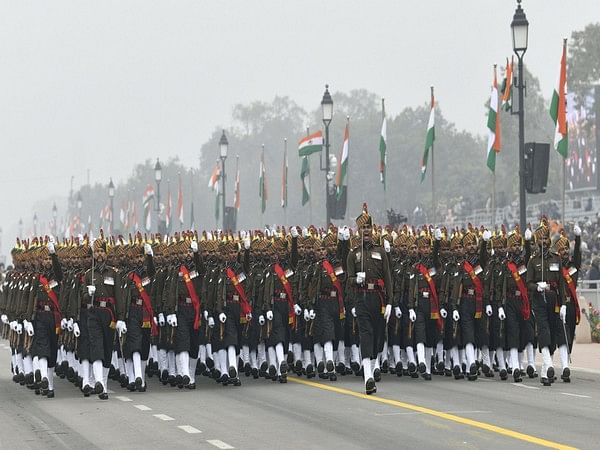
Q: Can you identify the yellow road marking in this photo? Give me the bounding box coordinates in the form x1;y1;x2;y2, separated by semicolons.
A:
288;377;578;450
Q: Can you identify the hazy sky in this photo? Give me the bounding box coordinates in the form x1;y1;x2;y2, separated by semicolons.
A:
1;0;598;253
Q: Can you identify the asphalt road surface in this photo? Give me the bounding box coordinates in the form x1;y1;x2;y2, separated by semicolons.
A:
0;340;597;450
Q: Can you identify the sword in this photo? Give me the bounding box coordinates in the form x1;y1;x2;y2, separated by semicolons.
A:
561;319;572;364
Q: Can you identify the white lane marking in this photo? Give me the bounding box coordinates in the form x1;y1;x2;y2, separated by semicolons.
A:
207;440;234;449
115;396;132;402
512;383;540;390
178;425;202;434
153;414;175;421
134;404;152;411
561;392;591;398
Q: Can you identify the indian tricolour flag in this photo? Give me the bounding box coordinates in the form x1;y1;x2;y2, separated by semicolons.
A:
500;57;513;112
298;131;323;156
208;161;221;190
486;65;501;172
421;87;435;183
336;122;349;199
142;185;155;232
550;39;568;159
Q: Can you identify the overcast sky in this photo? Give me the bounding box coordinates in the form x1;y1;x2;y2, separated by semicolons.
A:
1;0;598;254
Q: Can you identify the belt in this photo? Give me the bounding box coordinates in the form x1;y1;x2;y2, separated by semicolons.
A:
133;298;143;306
93;297;115;308
227;294;240;302
320;290;338;299
179;297;193;304
36;304;52;312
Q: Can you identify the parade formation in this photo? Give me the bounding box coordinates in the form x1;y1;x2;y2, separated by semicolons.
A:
0;204;582;400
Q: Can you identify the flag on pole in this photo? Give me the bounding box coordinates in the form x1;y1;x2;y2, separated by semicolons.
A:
336;121;349;199
208;162;221;190
214;184;220;222
379;100;387;187
281;140;288;208
131;202;139;231
177;174;184;226
421;88;435;182
165;183;172;232
300;156;310;206
550;39;568;159
142;185;155;232
500;57;513;112
234;157;240;210
298;130;323;156
259;145;267;213
486;65;501;172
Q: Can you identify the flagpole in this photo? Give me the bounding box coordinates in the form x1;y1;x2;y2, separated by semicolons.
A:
562;158;566;224
190;169;194;230
382;97;388;224
307;127;313;225
491;171;496;228
283;138;288;227
430;86;436;225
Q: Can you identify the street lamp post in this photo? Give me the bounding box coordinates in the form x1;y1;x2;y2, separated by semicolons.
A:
108;178;115;233
154;158;162;232
219;130;229;230
52;202;57;236
511;0;529;231
321;85;333;227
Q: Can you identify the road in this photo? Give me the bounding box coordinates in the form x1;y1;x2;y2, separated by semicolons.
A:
0;339;598;450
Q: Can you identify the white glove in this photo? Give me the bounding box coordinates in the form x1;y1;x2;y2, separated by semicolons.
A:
537;281;548;292
87;285;96;296
208;317;215;328
560;304;567;323
144;243;153;256
191;241;198;253
337;228;344;240
1;314;8;324
239;230;247;240
383;240;391;253
294;304;302;316
383;304;392;322
356;272;366;285
342;226;351;241
73;322;81;337
409;309;416;322
498;307;506;321
351;307;357;318
245;312;252;322
158;313;165;326
243;237;251;250
171;314;178;327
47;242;55;254
302;227;309;238
203;310;209;320
219;313;227;323
67;318;74;331
394;306;402;318
483;230;492;241
309;309;316;320
259;315;265;325
290;226;299;238
60;318;68;330
303;309;310;321
434;228;443;241
266;310;274;321
574;224;582;236
153;316;158;326
524;229;532;241
9;320;17;331
27;322;34;337
16;323;22;334
116;320;127;335
485;305;493;317
440;308;448;319
453;310;460;322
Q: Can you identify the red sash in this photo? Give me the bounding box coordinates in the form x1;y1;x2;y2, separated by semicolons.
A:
225;267;253;323
180;265;201;330
322;260;345;320
506;262;531;321
415;264;443;332
129;272;158;336
273;263;295;326
561;267;580;325
463;261;484;319
39;275;62;334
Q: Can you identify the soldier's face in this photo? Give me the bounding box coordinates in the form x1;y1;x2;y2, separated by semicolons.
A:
360;225;372;242
316;247;327;260
509;242;521;255
453;244;464;257
227;250;237;262
94;248;106;263
538;237;551;251
558;247;569;260
465;241;477;254
409;244;418;258
419;245;431;257
42;256;52;270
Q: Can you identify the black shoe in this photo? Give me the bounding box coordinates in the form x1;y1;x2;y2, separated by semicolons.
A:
252;368;259;379
350;361;360;375
280;362;289;376
408;362;417;374
197;361;206;375
329;372;337;382
25;373;34;385
35;388;41;395
469;363;478;376
561;367;571;383
127;383;136;392
547;366;555;382
135;377;143;388
336;362;345;374
109;365;116;378
137;385;147;392
228;366;238;379
186;383;196;390
436;361;445;374
268;365;277;378
482;364;491;376
526;365;536;378
120;374;129;388
306;364;315;379
99;392;109;400
35;369;41;383
230;377;241;386
365;378;376;395
389;366;396;375
395;362;403;377
381;360;389;373
422;373;432;381
218;374;229;385
182;375;191;386
83;384;92;397
541;377;551;386
345;367;353;376
499;369;508;380
325;360;334;373
418;362;426;374
444;369;452;377
278;374;287;384
94;381;103;395
317;361;325;374
160;370;169;385
244;363;252;377
40;377;49;390
513;368;522;383
67;367;75;382
168;375;177;387
287;351;294;365
373;368;381;382
46;390;55;399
